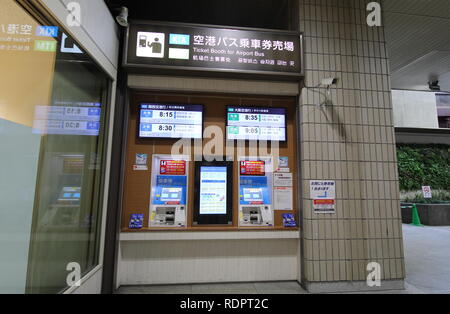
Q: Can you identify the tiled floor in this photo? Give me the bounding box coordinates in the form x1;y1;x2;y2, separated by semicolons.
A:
115;225;450;294
402;224;450;294
116;281;308;294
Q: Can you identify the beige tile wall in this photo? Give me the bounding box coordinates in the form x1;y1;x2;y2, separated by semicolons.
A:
299;0;405;282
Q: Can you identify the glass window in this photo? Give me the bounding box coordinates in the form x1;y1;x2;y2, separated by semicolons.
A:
436;93;450;129
0;0;110;293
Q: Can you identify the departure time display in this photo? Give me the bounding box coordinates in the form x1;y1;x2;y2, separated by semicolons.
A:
139;103;203;139
226;106;286;141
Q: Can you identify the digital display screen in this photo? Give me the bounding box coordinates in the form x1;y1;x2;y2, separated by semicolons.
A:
199;166;227;215
239;176;270;205
153;175;187;205
139;103;203;139
243;188;264;202
160;187;182;202
226;106;286;141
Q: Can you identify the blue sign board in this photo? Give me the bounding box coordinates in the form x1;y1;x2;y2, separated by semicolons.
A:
153;175;187;205
36;26;59;37
239;176;270;205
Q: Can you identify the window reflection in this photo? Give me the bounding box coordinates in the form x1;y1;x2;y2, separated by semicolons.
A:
33;102;102;136
436;93;450;129
0;0;109;294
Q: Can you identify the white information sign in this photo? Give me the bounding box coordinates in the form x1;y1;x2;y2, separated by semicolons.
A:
273;173;293;187
422;186;432;199
274;187;293;210
310;180;336;214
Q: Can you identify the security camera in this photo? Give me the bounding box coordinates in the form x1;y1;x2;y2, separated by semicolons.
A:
315;77;338;108
428;80;440;91
321;77;338;86
116;7;129;27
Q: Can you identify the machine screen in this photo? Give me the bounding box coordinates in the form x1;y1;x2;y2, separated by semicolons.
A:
239;177;270;205
153;175;187;205
243;188;264;202
160;187;182;202
199;166;227;215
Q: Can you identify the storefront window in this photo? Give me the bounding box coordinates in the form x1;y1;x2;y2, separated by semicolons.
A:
0;0;110;293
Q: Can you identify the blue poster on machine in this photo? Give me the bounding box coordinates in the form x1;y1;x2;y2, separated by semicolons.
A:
153;175;187;205
239;176;270;205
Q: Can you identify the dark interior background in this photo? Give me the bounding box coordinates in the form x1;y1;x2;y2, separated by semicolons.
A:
105;0;297;30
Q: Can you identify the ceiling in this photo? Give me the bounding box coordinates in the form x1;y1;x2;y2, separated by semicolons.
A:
104;0;292;30
103;0;450;92
384;0;450;92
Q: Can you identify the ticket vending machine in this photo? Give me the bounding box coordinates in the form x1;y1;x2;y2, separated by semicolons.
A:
149;155;189;228
238;156;274;227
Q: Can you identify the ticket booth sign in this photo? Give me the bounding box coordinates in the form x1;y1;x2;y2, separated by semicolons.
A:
160;160;186;175
125;21;304;81
240;161;265;176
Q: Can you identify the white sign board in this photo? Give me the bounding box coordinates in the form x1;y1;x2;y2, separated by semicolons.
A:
310;180;336;214
273;173;293;187
274;187;293;210
422;186;432;199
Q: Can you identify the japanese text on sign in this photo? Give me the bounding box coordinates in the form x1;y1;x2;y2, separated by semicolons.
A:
310;180;336;214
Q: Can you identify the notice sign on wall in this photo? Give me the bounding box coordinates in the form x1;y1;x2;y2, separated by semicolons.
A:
274;187;293;211
125;22;303;80
274;173;293;187
310;180;336;214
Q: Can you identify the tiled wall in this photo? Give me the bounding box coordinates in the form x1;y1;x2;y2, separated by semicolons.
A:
299;0;405;284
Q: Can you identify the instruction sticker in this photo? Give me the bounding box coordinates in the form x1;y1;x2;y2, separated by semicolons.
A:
278;156;289;168
133;165;148;171
135;153;148;165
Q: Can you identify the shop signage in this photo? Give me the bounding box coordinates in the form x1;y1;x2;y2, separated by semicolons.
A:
125;21;303;80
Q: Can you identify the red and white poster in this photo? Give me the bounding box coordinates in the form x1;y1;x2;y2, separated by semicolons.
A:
240;161;265;176
160;160;186;175
310;180;336;214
